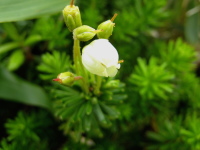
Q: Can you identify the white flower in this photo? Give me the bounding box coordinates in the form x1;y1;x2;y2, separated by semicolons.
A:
82;39;120;77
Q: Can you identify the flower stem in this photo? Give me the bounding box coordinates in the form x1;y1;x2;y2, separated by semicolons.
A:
73;39;89;94
73;40;79;75
110;13;118;22
70;0;74;6
94;75;102;95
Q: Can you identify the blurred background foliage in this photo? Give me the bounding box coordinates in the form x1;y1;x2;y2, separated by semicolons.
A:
0;0;200;149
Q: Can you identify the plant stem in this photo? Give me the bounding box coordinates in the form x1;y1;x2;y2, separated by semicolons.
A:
73;40;79;75
94;75;102;95
90;73;96;85
73;39;89;94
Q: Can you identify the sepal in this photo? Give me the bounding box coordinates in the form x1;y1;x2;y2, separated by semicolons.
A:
73;25;97;41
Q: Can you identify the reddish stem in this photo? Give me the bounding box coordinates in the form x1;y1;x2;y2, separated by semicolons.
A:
70;0;75;6
110;13;118;22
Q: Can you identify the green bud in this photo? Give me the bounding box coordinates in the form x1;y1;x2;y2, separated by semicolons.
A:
104;80;120;89
97;14;117;39
53;72;76;86
73;25;97;41
66;14;76;32
63;2;82;32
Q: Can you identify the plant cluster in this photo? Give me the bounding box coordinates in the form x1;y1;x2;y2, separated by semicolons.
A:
0;0;200;149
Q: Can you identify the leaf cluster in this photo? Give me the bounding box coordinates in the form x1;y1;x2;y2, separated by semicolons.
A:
147;113;200;150
37;51;71;80
0;111;52;150
51;79;127;141
130;57;174;100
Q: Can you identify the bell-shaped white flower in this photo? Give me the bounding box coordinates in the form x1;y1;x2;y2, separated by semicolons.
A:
82;39;120;77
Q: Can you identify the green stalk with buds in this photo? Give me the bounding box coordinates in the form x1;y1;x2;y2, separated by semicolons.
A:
54;0;122;96
51;0;127;141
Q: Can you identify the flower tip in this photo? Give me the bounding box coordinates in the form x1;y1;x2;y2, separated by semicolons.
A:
110;13;118;22
118;60;124;63
53;78;61;82
70;0;75;6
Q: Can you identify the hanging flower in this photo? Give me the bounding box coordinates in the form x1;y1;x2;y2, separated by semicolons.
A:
82;39;120;77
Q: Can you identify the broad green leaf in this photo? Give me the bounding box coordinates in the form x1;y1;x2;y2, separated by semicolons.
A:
7;49;25;71
0;0;70;22
185;12;200;44
0;66;51;110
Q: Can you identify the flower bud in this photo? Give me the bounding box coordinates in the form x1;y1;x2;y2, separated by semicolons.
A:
104;80;120;89
73;25;96;41
82;39;120;77
62;2;82;32
53;72;76;86
97;14;117;39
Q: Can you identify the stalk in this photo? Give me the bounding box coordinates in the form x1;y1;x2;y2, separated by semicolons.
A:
94;75;102;95
73;39;89;94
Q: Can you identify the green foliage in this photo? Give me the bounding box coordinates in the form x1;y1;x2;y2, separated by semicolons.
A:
32;16;70;50
0;22;42;71
60;138;124;150
185;1;200;44
81;7;103;28
7;49;25;71
130;57;174;100
113;0;169;42
0;0;200;149
0;139;17;150
52;79;127;141
147;114;200;150
0;66;51;109
37;51;71;80
147;118;182;150
0;0;69;22
180;114;200;150
177;73;200;106
1;16;70;71
160;38;197;73
5;112;41;142
0;138;48;150
0;111;51;150
128;37;199;149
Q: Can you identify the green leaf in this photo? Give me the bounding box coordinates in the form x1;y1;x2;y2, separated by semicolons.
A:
85;101;93;115
37;51;71;80
93;103;106;123
2;23;20;41
100;103;120;119
0;0;70;22
24;34;43;46
185;11;200;44
130;57;175;100
83;114;92;131
0;66;51;110
7;50;25;71
0;42;20;54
